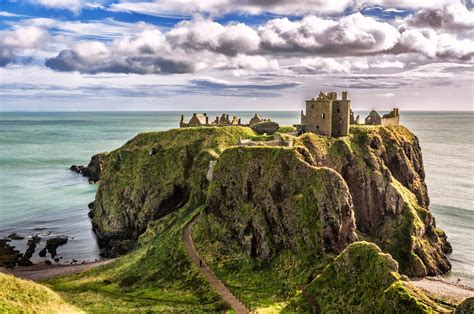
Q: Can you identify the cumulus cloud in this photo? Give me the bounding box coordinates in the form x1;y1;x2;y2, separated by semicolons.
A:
45;40;196;74
258;13;400;55
405;2;474;30
396;28;474;60
166;19;260;56
0;26;49;66
44;7;474;75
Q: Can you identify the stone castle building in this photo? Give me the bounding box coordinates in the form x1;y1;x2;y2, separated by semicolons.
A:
300;91;351;137
365;108;400;126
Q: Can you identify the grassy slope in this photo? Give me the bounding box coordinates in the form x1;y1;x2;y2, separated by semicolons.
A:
0;273;81;313
46;127;258;312
45;206;230;312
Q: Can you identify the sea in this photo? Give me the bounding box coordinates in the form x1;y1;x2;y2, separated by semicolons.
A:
0;111;472;286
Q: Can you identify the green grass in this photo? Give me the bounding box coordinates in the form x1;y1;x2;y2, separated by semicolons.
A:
277;126;297;133
45;206;230;313
0;273;82;313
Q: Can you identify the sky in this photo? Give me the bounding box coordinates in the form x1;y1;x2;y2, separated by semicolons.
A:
0;0;473;111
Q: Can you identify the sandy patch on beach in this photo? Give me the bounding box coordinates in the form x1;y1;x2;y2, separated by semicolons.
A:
411;276;474;304
0;259;115;281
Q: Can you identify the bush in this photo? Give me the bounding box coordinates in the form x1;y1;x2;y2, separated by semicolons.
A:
251;121;280;135
277;126;296;133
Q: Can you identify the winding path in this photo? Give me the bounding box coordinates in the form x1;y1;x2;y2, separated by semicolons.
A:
183;216;249;314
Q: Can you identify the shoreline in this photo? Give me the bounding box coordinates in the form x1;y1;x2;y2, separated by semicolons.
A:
0;258;115;281
411;276;474;304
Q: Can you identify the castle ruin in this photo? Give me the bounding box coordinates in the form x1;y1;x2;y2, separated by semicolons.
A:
180;113;268;128
300;91;351;137
365;108;400;126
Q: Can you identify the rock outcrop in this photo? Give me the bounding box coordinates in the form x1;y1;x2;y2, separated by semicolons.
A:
89;127;256;255
298;126;451;276
284;242;450;313
0;239;21;268
70;152;108;183
38;237;68;258
87;125;451;278
206;146;357;260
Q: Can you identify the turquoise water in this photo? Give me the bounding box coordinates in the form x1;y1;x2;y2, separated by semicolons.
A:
0;111;472;286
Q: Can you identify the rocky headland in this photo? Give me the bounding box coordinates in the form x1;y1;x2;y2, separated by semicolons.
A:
4;125;466;312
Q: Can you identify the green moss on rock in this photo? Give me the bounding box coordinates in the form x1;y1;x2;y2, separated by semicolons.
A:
283;242;449;313
206;146;357;260
299;125;451;276
91;126;255;253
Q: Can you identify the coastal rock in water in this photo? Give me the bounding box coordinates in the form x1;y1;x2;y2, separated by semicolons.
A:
39;237;68;258
299;126;451;276
284;242;450;313
90;127;256;256
7;233;25;240
0;239;21;268
205;146;357;259
70;152;108;183
17;236;40;266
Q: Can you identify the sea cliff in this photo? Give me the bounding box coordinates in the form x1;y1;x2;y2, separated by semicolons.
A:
45;125;455;311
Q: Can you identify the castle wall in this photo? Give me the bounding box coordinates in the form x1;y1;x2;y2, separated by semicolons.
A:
305;99;332;136
331;100;350;137
365;111;382;125
381;117;399;126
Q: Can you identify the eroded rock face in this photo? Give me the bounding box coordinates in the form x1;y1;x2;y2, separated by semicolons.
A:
206;146;357;260
299;126;451;276
90;127;256;255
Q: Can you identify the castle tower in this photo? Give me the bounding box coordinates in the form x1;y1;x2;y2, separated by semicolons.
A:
300;91;351;137
304;92;333;136
331;91;350;137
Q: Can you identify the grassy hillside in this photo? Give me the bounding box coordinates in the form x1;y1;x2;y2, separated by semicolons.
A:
0;273;81;313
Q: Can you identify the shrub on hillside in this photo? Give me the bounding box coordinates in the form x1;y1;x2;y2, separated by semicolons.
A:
251;121;279;135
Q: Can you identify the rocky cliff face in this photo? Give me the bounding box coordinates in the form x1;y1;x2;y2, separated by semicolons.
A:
70;152;108;183
206;146;357;260
89;127;255;256
89;125;450;277
299;125;451;276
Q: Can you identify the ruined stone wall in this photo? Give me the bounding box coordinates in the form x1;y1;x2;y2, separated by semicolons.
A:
381;117;399;126
305;99;332;136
